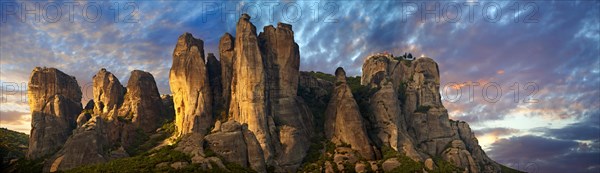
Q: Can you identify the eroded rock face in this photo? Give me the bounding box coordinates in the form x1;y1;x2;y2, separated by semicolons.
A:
228;13;273;162
45;116;120;172
92;68;125;118
206;53;223;113
442;140;478;173
119;70;165;133
204;120;267;173
259;23;313;171
27;67;82;159
450;121;501;172
170;32;213;137
325;67;375;160
219;33;235;112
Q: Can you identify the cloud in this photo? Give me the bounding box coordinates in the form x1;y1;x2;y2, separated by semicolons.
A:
488;135;600;173
0;110;29;125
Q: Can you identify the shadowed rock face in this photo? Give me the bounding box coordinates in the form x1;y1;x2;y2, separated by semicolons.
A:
170;32;213;137
27;67;82;159
119;70;165;133
325;67;375;160
360;54;501;172
206;53;223;113
219;33;235;113
92;68;125;118
259;23;313;171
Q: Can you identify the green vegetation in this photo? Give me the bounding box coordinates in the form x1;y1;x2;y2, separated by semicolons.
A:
297;72;332;134
500;164;526;173
0;128;28;161
394;52;414;67
66;145;188;172
66;145;255;173
307;71;335;82
4;157;45;173
429;157;464;173
397;82;408;101
82;109;94;115
415;105;432;113
161;121;176;136
0;128;31;171
380;146;424;173
298;137;337;173
347;76;379;120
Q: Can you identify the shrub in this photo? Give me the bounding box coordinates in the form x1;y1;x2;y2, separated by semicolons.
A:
415;105;432;113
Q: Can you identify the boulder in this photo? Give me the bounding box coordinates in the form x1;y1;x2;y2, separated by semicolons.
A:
27;67;82;159
204;120;267;173
169;32;213;136
442;140;478;173
382;158;401;172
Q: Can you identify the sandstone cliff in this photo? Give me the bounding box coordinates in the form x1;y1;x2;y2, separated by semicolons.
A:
170;32;213;137
27;67;82;159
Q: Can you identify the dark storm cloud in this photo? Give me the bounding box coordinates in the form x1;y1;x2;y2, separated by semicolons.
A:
488;135;600;173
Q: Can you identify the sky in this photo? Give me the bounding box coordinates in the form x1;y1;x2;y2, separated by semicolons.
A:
0;0;599;172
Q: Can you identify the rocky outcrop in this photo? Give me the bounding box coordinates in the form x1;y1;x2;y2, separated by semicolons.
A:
44;116;115;172
118;70;165;133
259;23;313;171
170;32;213;137
219;33;235;112
325;67;375;160
228;13;273;163
27;67;82;159
206;53;223;113
442;140;478;173
204;120;267;173
450;121;501;172
359;54;501;172
92;68;125;118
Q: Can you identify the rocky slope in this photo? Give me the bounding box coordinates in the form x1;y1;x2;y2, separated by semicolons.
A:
15;13;517;173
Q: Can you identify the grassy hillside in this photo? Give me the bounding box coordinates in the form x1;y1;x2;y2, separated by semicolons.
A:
0;128;28;165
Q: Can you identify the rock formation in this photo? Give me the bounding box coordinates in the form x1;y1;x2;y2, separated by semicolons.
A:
219;33;235;112
359;54;501;172
118;70;165;133
206;53;223;114
21;13;510;173
170;32;213;137
92;68;125;118
45;116;116;172
324;67;375;160
259;23;313;171
204;120;267;173
27;67;82;159
228;13;273;163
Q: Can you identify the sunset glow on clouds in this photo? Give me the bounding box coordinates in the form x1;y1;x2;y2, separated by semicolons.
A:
1;0;598;172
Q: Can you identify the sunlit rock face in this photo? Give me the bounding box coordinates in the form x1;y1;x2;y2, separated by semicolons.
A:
169;32;213;137
27;67;82;160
